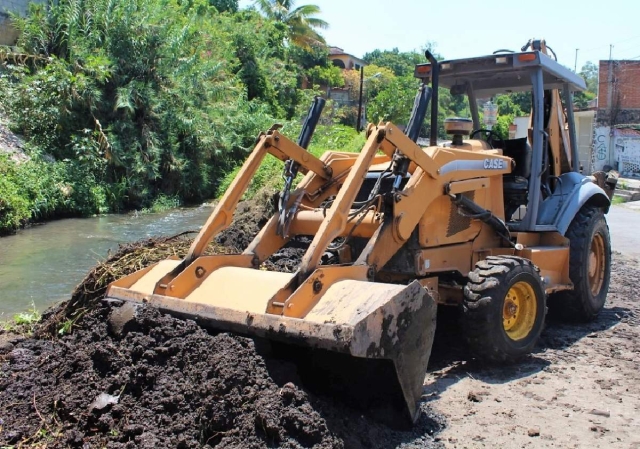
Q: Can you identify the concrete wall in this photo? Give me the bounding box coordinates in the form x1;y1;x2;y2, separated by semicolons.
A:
0;0;47;45
513;112;596;174
592;126;640;175
513;116;529;139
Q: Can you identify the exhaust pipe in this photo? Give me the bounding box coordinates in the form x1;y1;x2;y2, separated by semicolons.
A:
425;50;439;147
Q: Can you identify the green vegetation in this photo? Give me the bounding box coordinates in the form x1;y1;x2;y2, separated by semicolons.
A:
361;46;473;139
0;0;337;235
611;195;626;205
2;302;41;335
0;154;109;232
0;0;602;236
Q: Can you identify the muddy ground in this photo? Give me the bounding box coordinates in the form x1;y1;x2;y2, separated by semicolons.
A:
1;199;639;448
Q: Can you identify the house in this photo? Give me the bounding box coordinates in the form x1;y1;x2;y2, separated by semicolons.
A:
326;47;367;106
328;47;367;71
593;60;640;176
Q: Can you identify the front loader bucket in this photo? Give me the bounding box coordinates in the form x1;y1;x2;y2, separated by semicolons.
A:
106;265;437;424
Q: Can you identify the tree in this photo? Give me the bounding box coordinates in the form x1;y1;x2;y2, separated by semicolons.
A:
307;65;343;87
367;76;419;125
253;0;328;48
579;61;598;94
363;43;440;77
495;94;523;117
210;0;238;12
362;48;423;77
341;65;395;103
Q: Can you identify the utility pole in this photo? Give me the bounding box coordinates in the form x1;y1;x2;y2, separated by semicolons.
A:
607;44;615;169
574;48;579;72
356;66;364;132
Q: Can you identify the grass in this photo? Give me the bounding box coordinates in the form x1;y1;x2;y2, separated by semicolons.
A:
611;195;626;205
57;309;87;336
2;303;41;336
139;195;182;214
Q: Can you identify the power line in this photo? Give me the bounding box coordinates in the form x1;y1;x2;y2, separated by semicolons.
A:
579;34;640;53
612;34;640;46
611;40;640;54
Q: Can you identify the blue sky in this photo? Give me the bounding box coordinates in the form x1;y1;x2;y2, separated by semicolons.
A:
238;0;640;70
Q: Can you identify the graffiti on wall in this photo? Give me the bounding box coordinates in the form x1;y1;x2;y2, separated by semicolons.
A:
592;127;611;172
592;127;640;174
614;128;640;175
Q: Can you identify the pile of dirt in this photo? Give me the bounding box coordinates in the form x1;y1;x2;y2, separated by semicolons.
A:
0;303;442;448
215;189;276;250
0;197;444;448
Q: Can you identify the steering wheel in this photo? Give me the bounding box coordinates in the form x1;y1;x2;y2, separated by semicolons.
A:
470;129;505;149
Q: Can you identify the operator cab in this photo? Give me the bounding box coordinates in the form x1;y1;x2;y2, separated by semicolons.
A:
415;41;587;230
444;117;533;219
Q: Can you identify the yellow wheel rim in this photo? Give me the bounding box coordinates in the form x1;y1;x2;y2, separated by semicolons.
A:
588;233;606;296
503;281;537;341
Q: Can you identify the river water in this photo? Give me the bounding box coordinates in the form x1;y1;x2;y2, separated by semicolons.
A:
0;206;214;318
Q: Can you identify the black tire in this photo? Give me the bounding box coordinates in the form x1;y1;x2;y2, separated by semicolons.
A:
462;256;546;363
550;205;611;321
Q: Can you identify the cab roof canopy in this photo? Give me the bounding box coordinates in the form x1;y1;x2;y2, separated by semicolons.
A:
414;51;586;97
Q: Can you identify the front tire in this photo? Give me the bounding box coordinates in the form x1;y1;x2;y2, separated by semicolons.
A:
550;204;611;321
462;256;546;363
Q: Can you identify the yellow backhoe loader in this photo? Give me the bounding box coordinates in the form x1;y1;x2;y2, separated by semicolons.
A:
105;39;616;424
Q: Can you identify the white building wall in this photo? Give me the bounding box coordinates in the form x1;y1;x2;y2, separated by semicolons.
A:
575;111;595;174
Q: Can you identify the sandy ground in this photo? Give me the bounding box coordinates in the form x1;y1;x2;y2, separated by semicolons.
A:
424;253;640;449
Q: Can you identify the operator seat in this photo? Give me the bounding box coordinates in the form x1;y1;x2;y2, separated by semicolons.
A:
501;137;532;191
495;137;532;220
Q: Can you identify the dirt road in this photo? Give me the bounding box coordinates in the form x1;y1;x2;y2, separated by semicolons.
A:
425;252;640;448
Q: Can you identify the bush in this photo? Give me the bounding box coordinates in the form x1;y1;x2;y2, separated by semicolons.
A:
1;0;294;213
0;155;113;235
0;156;68;233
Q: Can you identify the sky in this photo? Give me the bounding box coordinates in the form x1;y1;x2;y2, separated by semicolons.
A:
238;0;640;71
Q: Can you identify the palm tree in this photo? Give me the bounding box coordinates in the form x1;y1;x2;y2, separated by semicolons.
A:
253;0;328;48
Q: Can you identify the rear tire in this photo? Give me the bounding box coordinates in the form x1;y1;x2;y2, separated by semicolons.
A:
462;256;546;362
550;205;611;321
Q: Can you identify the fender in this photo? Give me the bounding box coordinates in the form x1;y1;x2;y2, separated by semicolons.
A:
537;172;610;235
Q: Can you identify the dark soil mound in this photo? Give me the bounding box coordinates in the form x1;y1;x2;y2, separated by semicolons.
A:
1;197;444;448
0;303;442;448
216;191;275;250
